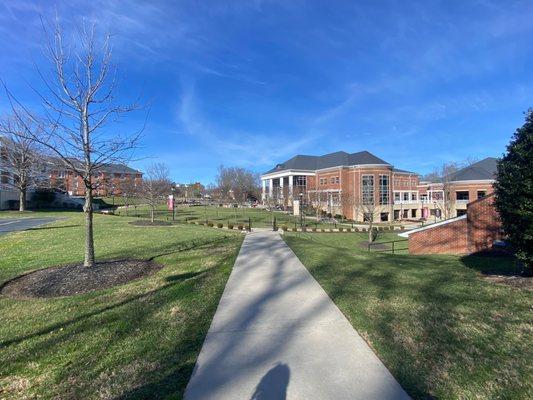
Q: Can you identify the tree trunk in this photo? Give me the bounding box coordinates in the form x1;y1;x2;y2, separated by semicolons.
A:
19;188;26;212
84;186;95;267
368;219;373;243
151;208;155;223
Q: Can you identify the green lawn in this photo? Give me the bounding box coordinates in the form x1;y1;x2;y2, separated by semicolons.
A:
114;204;403;230
283;232;533;400
0;211;244;399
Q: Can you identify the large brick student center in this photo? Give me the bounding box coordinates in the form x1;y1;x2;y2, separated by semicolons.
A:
261;150;497;223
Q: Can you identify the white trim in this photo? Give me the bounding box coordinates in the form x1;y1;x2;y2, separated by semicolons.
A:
449;179;494;184
398;214;467;237
261;169;316;179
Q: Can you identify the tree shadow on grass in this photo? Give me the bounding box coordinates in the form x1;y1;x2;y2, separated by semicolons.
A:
460;253;526;276
286;235;532;399
0;270;208;348
0;244;241;399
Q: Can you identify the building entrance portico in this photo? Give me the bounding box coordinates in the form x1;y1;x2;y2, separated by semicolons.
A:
261;170;314;205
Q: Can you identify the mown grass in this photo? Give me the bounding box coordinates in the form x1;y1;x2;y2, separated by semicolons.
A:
0;211;244;399
283;232;533;400
114;203;403;230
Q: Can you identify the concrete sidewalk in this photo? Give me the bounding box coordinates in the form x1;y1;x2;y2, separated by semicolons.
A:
184;231;411;400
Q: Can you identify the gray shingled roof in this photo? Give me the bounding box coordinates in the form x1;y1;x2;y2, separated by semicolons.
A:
393;168;418;175
52;158;141;175
264;151;390;174
447;157;498;181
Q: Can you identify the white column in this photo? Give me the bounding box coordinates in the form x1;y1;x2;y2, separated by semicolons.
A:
279;176;284;199
288;175;294;198
269;179;273;197
262;179;267;201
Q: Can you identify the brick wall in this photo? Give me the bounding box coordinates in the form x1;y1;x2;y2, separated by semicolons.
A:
407;194;502;255
467;194;503;253
408;217;468;254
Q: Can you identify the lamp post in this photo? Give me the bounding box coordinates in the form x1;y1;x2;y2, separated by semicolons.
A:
299;192;303;228
171;186;176;222
433;201;437;223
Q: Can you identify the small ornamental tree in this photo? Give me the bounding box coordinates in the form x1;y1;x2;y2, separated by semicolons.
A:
494;109;533;272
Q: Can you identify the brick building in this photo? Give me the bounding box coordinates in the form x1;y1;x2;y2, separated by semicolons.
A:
401;194;504;255
261;151;498;223
261;151;422;222
49;162;142;197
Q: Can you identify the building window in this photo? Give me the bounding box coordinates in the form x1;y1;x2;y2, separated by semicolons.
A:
403;192;409;201
477;190;486;199
379;175;389;205
411;192;417;201
335;176;340;184
380;212;389;222
456;191;469;201
457;209;467;216
402;209;408;218
394;192;400;202
411;209;417;218
295;176;307;187
361;175;374;205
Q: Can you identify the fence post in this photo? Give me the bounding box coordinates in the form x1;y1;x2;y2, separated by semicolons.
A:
392;241;395;254
248;217;252;232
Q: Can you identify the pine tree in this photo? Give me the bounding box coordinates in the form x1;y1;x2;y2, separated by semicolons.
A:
494;109;533;273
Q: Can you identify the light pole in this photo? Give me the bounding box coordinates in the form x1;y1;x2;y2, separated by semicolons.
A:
433;201;437;223
299;192;303;228
171;186;176;222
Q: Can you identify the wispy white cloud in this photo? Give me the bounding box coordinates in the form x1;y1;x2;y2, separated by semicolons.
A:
176;81;323;167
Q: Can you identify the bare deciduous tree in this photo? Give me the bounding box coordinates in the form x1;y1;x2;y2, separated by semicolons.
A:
4;22;142;267
0;113;46;211
140;163;171;223
116;176;139;215
216;165;260;204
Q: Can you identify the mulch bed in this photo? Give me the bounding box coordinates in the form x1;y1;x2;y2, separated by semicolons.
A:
0;260;163;299
129;220;172;226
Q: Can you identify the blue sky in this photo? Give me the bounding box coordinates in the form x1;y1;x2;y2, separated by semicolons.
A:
0;1;532;183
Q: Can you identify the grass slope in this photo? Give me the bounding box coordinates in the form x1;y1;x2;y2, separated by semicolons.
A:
115;204;401;230
284;232;533;400
0;211;244;399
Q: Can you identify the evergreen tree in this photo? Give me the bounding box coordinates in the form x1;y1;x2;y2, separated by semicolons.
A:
494;109;533;272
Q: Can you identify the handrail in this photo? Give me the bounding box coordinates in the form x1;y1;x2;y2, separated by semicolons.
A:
367;238;408;254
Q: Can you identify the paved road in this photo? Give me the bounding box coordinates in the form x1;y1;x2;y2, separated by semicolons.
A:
185;231;411;400
0;217;58;236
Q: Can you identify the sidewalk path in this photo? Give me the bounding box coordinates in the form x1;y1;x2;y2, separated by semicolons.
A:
0;217;59;236
185;231;411;400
